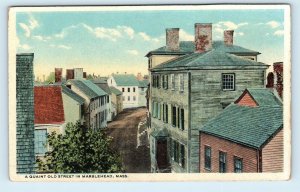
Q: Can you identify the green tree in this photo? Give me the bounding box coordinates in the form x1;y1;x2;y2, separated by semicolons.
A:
36;122;124;173
45;72;55;84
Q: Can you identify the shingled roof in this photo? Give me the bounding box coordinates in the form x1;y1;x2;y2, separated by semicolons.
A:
34;86;65;124
152;49;268;71
91;79;112;95
112;74;140;86
200;89;283;149
146;41;260;57
68;79;107;99
62;85;85;104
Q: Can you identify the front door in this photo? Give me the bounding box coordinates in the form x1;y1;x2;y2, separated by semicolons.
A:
156;138;169;171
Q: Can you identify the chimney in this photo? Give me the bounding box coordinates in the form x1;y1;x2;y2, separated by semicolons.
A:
55;68;62;83
166;28;180;51
224;30;234;46
195;23;212;53
273;62;283;98
83;72;87;78
66;69;74;80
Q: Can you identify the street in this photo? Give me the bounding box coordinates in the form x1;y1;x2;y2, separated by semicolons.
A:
106;107;151;173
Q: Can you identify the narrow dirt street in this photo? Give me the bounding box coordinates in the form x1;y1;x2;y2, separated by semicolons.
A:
106;107;150;173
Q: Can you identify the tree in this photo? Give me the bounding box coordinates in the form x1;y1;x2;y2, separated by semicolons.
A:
45;72;55;84
36;122;124;173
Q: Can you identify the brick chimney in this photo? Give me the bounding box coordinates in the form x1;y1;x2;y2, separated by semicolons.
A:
224;30;234;46
83;72;87;78
274;62;283;98
166;28;180;51
195;23;212;53
66;69;74;80
55;68;62;83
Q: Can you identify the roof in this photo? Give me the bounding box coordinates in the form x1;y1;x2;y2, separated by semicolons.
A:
139;79;149;88
68;79;107;99
91;79;112;94
200;89;283;149
146;41;260;57
34;86;65;124
112;74;140;86
152;49;268;71
109;86;122;96
235;88;282;107
62;85;85;104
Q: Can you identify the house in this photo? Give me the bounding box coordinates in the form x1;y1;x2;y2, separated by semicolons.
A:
34;86;66;157
61;85;85;125
66;79;109;130
110;86;123;117
138;79;149;107
91;79;113;122
16;53;36;173
199;88;283;173
147;24;269;173
107;74;140;109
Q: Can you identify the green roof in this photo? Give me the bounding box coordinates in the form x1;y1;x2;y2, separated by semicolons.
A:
91;80;112;95
200;104;283;149
146;41;260;57
152;49;268;71
69;79;107;99
62;85;85;104
109;86;122;96
243;88;282;107
112;74;140;86
139;79;149;88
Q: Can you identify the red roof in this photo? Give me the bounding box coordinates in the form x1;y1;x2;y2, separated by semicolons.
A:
34;86;65;124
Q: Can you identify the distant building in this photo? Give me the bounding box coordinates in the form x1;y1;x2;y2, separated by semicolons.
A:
34;86;66;157
16;53;35;173
138;79;149;107
199;88;283;173
147;24;268;173
107;74;140;109
109;86;123;117
66;79;109;130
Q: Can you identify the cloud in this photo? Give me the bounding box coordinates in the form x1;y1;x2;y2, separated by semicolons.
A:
218;21;248;30
18;14;39;38
28;14;39;30
32;35;52;42
266;21;281;29
236;32;244;36
127;49;139;55
49;44;72;49
118;26;135;39
138;32;151;41
16;36;32;51
19;23;31;37
274;30;284;36
180;30;194;41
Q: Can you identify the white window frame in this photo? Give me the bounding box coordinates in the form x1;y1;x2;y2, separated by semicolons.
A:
171;74;175;90
222;73;235;91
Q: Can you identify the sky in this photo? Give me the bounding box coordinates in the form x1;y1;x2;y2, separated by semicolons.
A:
15;8;285;80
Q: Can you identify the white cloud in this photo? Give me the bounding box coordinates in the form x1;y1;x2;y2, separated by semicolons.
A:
274;30;284;36
19;23;31;37
138;32;151;41
266;21;281;29
49;44;71;50
180;30;194;41
218;21;248;30
236;32;244;36
32;35;51;42
16;36;32;51
127;49;139;55
28;15;39;30
118;26;135;39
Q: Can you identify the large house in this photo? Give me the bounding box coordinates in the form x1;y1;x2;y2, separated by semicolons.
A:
66;79;109;130
107;74;140;109
147;24;269;173
199;88;283;173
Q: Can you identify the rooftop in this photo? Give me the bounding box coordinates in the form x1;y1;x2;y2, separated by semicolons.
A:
68;79;107;99
112;74;140;87
139;79;149;88
34;86;65;124
109;86;122;96
91;79;112;94
62;85;85;104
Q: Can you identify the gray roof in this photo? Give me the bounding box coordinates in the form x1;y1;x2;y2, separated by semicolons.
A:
146;41;260;57
152;49;268;71
68;79;107;99
112;74;140;86
139;79;149;88
62;85;85;104
200;89;283;149
109;86;122;96
91;80;112;95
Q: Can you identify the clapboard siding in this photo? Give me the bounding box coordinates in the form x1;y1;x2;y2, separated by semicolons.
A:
200;132;258;173
190;69;265;172
262;129;284;172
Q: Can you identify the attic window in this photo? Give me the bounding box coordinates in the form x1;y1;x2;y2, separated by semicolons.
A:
222;74;235;91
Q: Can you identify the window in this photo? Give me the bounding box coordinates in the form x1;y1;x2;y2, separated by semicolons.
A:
219;151;227;173
122;96;125;101
165;105;168;123
152;101;157;118
204;146;212;170
163;75;168;89
179;74;184;92
172;106;177;127
180;108;184;130
141;87;144;91
34;129;47;155
133;96;136;101
157;75;161;88
177;108;180;128
171;140;185;168
173;140;179;162
133;87;136;92
222;74;235;91
122;88;125;92
128;96;130;101
107;96;109;103
180;144;185;168
152;75;156;88
128;88;130;92
234;157;243;173
157;103;161;120
171;74;175;90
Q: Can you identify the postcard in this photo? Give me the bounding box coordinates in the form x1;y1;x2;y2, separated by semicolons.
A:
8;4;291;181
